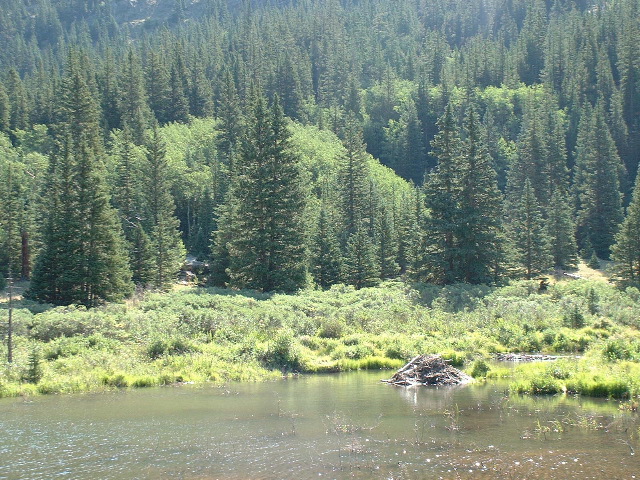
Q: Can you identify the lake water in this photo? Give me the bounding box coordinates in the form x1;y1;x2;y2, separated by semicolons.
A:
0;371;638;479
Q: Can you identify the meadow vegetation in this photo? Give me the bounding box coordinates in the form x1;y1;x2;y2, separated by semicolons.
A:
1;277;639;400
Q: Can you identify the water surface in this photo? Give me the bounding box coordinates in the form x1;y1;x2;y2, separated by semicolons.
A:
0;371;637;479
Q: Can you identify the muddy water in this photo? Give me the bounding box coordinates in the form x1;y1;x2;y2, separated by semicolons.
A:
0;371;637;479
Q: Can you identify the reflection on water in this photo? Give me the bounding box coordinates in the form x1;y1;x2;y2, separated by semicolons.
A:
0;371;637;479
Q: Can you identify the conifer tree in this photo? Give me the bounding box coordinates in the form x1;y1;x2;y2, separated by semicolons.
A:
167;63;190;124
611;171;640;286
423;103;461;284
0;83;10;134
375;203;399;279
28;55;132;306
5;68;28;132
224;93;307;292
342;219;379;289
119;49;151;144
111;126;154;286
146;51;171;124
310;202;342;288
456;106;504;284
143;124;186;289
546;189;578;269
506;179;552;279
189;62;214;118
338;113;369;240
574;103;625;259
99;48;121;133
216;69;243;168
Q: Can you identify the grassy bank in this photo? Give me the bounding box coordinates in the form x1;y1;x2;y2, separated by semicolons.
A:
1;277;639;399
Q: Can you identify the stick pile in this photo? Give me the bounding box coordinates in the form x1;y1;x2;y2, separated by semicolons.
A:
383;355;473;386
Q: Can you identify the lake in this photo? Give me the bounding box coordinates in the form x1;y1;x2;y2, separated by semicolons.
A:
0;371;637;479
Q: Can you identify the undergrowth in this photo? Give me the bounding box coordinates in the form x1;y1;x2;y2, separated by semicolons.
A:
0;279;638;399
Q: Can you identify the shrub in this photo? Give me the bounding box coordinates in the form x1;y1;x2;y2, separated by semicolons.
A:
317;317;345;338
263;329;301;370
147;337;195;359
101;373;129;388
469;359;490;378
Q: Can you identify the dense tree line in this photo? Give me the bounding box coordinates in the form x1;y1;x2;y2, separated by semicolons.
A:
1;0;640;304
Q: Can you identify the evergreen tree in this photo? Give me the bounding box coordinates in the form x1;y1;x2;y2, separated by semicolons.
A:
375;203;398;279
224;93;307;292
574;103;625;259
5;68;28;132
216;69;243;167
119;49;151;145
456;106;504;284
546;189;578;269
28;55;132;306
342;219;379;289
423;103;461;284
338;113;369;240
167;63;190;124
143;124;186;289
506;179;552;279
611;171;640;286
146;51;171;124
310;201;342;288
98;48;121;133
189;62;214;118
0;83;10;134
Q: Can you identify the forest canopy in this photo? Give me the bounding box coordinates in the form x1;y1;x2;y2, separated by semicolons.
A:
1;0;640;303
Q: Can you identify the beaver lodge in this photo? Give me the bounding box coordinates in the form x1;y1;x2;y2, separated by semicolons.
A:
383;355;473;386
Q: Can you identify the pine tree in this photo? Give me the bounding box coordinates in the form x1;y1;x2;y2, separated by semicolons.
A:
224;93;307;292
216;68;243;167
0;82;10;134
506;179;553;279
338;113;370;240
456;106;504;284
574;103;625;259
5;68;28;132
111;126;154;286
375;203;399;279
28;55;132;306
167;63;190;124
611;171;640;286
119;49;151;145
98;48;121;133
146;51;171;125
143;124;186;289
546;189;578;269
310;202;342;288
423;103;461;284
342;219;379;289
189;62;214;118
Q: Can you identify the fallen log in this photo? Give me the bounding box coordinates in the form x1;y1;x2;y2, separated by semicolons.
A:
382;354;473;386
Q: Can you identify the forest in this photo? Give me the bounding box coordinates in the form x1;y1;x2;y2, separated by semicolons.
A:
0;0;640;303
0;0;639;403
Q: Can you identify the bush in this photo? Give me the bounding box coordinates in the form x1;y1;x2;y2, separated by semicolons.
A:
469;359;490;378
147;337;195;359
601;337;636;361
317;317;345;338
263;329;301;370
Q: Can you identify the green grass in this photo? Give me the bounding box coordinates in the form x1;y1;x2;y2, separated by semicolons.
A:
0;279;639;400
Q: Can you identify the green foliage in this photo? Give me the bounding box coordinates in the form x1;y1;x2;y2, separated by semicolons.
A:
222;94;308;293
611;170;640;285
2;278;640;398
469;359;490;378
23;347;42;384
